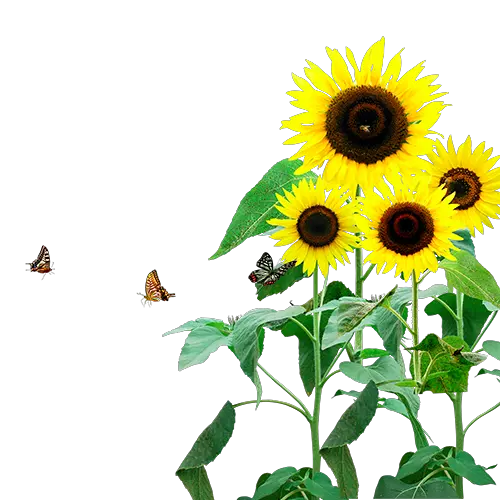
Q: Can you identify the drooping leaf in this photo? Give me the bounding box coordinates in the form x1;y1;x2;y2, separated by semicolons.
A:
424;293;491;347
256;264;307;301
439;250;500;308
374;475;458;498
209;159;316;260
231;307;305;404
323;381;379;448
178;326;229;371
321;445;358;499
280;281;354;395
163;318;225;337
483;340;500;361
356;348;391;360
477;368;500;378
410;334;473;393
176;401;236;500
303;472;341;500
453;228;475;256
396;446;441;480
448;451;496;486
252;467;297;500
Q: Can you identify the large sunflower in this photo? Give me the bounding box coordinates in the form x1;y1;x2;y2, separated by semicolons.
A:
426;136;500;236
282;38;448;190
267;176;359;277
358;175;461;280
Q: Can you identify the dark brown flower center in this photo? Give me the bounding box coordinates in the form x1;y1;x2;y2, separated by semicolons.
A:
378;202;434;256
325;85;409;165
440;168;482;210
297;205;338;247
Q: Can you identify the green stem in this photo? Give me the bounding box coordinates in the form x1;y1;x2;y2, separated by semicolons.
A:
354;185;364;356
289;317;316;344
385;306;416;336
453;288;465;499
417;269;431;285
321;369;340;387
360;263;376;283
412;270;421;384
257;363;311;419
281;489;308;500
464;400;500;435
432;296;460;322
311;265;323;475
471;310;498;350
232;399;311;421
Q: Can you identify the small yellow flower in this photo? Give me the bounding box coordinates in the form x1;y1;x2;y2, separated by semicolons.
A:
267;176;359;277
282;37;448;191
426;136;500;236
359;175;461;280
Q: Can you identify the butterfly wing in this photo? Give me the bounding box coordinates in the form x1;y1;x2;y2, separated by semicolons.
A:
249;252;275;283
262;260;297;286
30;245;52;273
160;286;176;301
145;270;163;302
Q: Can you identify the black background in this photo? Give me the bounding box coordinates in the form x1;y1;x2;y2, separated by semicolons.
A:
21;28;500;500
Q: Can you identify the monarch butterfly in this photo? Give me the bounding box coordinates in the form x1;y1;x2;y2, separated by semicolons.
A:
26;245;53;278
138;270;175;306
248;252;296;286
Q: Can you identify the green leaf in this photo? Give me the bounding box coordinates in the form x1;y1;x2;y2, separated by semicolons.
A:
177;468;215;500
411;334;472;393
477;368;500;377
280;281;354;395
453;228;475;256
176;401;236;499
425;293;491;347
448;451;496;485
396;446;441;480
163;318;225;337
209;159;316;260
256;264;307;301
356;348;391;360
304;472;341;500
323;381;379;448
253;467;297;500
483;340;500;361
321;445;358;499
374;475;458;498
178;326;229;371
439;250;500;308
380;398;409;418
177;401;236;470
231;307;305;404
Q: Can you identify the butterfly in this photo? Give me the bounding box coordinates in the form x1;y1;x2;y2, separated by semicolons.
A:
26;245;54;277
138;270;175;306
248;252;296;286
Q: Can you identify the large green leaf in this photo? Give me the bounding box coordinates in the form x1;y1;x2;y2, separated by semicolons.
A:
178;326;230;371
483;340;500;361
410;334;473;393
374;475;458;498
320;286;398;350
256;264;307;301
163;317;225;337
322;381;379;448
439;250;500;308
396;446;441;480
280;281;354;395
424;293;491;347
252;467;297;499
448;451;496;485
303;472;341;500
209;159;316;260
453;228;475;256
176;401;236;499
231;306;305;404
320;445;358;499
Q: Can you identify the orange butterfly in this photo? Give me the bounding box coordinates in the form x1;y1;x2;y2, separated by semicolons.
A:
26;245;54;278
138;270;175;306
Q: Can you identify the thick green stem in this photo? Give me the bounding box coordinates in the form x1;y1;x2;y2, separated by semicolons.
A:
453;289;465;498
412;270;421;383
354;184;364;358
311;266;323;475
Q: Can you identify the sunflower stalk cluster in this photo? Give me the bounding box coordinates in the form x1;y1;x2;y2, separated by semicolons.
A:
165;38;500;499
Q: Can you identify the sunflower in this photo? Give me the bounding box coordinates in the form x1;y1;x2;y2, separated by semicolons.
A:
267;176;359;277
281;37;448;190
358;175;461;280
426;136;500;236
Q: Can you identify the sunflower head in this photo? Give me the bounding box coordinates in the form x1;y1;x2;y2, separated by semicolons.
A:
267;176;359;277
358;175;462;280
426;136;500;236
281;37;448;191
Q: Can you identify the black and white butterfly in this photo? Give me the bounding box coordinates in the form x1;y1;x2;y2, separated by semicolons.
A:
248;252;296;286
